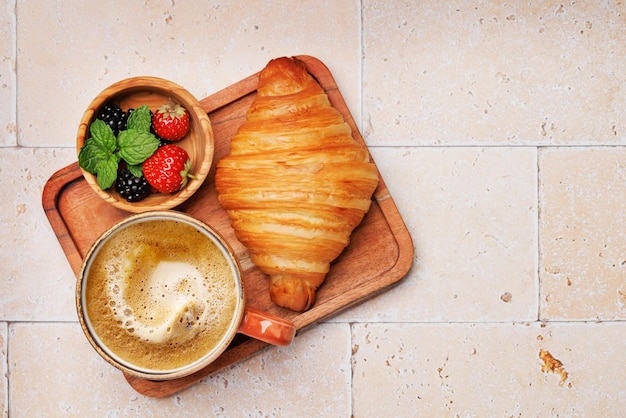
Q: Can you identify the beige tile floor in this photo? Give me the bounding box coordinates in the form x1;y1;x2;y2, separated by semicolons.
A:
1;1;625;416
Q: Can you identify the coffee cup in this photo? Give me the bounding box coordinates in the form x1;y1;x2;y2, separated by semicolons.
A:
76;211;296;380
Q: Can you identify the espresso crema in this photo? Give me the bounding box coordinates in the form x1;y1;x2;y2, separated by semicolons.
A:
84;218;239;371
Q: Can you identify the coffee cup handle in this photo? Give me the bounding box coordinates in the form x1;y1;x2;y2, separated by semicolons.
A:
238;306;296;346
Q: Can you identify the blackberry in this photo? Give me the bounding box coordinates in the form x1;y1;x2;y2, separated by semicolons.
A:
98;103;128;136
115;169;151;202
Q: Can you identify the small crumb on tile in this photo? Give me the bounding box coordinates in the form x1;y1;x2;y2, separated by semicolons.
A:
500;292;512;303
539;349;569;386
545;265;561;274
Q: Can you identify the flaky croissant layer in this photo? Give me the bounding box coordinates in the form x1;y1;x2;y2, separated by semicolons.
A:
215;56;379;311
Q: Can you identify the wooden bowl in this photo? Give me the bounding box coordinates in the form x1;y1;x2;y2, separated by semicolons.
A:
76;76;213;213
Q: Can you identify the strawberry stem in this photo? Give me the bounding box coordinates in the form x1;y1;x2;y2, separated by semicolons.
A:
179;159;194;190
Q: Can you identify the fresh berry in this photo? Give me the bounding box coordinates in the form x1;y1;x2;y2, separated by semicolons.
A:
151;101;190;141
146;110;168;146
115;169;151;202
98;103;128;136
142;144;194;193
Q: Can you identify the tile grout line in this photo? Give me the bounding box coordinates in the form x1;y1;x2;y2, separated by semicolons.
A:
535;146;542;323
338;319;626;325
3;322;9;418
12;0;18;149
352;1;364;415
6;0;16;389
536;146;547;323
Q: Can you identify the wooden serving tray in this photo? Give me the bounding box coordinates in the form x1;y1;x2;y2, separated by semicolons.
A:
42;55;414;398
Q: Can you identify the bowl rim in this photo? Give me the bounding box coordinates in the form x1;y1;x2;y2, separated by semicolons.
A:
76;76;214;213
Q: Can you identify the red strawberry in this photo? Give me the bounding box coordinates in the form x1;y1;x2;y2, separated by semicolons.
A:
142;144;195;193
151;101;190;141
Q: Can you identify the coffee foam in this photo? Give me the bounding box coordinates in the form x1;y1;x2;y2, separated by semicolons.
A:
110;253;213;345
85;218;239;371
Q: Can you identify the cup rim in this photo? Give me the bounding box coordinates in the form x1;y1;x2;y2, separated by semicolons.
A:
76;210;245;380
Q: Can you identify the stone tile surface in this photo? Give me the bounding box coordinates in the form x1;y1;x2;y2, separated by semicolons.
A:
4;1;626;416
8;322;350;417
362;0;626;146
0;0;16;146
539;147;626;321
337;146;538;322
353;322;626;416
0;147;77;321
17;0;361;148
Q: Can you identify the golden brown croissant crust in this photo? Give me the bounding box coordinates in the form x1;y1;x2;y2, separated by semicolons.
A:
215;56;379;311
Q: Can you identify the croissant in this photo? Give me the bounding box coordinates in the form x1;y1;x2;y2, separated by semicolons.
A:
215;56;379;311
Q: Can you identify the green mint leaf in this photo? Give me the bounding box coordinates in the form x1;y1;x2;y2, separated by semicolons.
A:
78;119;117;174
126;105;151;133
117;129;160;165
78;139;106;174
89;119;117;152
95;154;119;190
127;164;144;178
